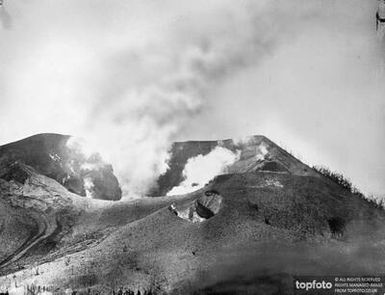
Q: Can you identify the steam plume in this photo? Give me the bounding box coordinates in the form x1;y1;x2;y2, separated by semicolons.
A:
167;147;240;196
1;0;377;198
70;0;320;197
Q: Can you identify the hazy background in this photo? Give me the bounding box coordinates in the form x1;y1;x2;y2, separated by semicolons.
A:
0;0;384;197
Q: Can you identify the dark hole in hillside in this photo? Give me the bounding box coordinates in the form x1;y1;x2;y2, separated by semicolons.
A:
173;192;223;222
264;217;270;225
195;192;222;220
327;217;345;237
196;201;215;219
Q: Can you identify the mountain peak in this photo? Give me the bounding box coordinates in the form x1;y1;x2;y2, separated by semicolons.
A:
151;134;319;196
0;133;122;201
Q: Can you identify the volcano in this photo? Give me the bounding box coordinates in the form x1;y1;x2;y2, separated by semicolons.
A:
151;135;319;197
0;134;384;295
0;133;122;201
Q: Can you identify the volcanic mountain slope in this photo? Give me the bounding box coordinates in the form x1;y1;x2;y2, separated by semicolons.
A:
0;134;122;201
0;164;78;271
0;134;385;295
151;135;319;196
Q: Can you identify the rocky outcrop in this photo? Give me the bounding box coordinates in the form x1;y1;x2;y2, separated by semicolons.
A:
0;134;121;201
195;190;222;219
171;190;223;223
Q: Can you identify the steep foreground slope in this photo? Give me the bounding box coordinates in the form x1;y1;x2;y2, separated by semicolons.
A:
0;134;385;295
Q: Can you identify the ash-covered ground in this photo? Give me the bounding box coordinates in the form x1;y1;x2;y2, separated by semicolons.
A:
1;134;385;295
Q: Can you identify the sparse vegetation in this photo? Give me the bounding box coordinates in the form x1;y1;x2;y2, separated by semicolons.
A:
3;134;385;293
313;166;355;192
313;165;385;209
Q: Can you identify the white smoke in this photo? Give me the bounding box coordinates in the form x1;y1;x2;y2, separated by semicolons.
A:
0;0;337;198
256;143;269;161
83;177;95;199
167;147;240;196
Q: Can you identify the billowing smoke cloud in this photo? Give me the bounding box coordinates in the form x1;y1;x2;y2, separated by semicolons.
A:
167;147;240;196
73;0;312;197
179;1;385;197
0;0;384;197
0;0;318;198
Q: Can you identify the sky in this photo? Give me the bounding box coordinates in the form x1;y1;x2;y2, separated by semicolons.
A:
0;0;384;197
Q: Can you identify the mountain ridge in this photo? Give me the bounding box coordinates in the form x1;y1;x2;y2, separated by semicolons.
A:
0;133;122;201
152;134;320;197
0;133;384;294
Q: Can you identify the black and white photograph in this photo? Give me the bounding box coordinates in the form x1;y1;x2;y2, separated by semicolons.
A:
0;0;385;294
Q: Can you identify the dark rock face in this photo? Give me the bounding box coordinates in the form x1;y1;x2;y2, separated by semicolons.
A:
257;161;289;173
195;191;223;219
0;162;30;184
151;135;319;196
0;133;122;200
170;190;223;223
152;140;222;196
